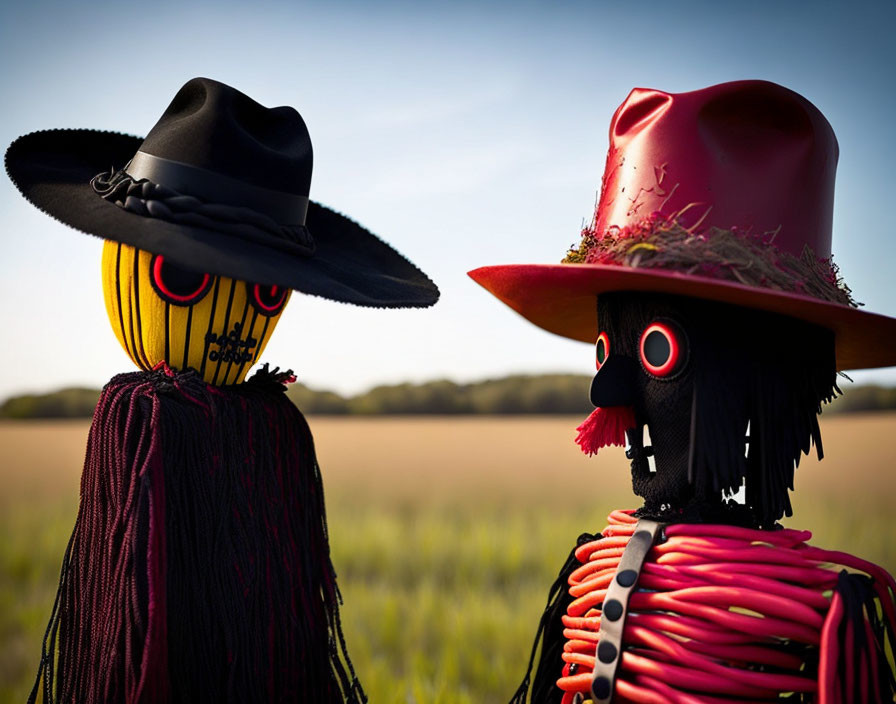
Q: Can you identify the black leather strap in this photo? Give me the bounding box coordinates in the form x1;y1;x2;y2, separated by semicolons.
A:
127;151;309;226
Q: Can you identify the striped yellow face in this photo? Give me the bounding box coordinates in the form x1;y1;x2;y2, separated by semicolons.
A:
101;241;291;386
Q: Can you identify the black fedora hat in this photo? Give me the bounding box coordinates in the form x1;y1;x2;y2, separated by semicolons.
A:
5;77;439;308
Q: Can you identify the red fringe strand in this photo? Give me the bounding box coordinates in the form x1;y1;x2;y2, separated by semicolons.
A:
574;406;636;456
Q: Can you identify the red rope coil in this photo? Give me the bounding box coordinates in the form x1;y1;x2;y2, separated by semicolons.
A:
557;510;896;704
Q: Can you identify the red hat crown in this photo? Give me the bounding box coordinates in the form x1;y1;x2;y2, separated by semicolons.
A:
593;80;838;259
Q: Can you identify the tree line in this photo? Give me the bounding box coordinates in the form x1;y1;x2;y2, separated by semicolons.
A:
1;376;895;419
286;375;594;415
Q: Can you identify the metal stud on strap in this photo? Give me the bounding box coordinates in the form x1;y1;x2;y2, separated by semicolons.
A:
590;519;663;702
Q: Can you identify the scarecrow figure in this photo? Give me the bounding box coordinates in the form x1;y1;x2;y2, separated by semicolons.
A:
470;81;896;703
6;77;438;703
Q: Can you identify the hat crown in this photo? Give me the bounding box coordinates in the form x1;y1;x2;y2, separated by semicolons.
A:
595;80;838;258
140;77;313;196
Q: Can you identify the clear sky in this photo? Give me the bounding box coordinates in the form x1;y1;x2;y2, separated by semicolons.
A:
1;0;895;400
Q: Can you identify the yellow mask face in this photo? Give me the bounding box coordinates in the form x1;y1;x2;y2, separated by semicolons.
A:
101;241;291;385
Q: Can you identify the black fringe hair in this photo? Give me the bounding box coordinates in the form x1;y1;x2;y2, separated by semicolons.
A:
689;302;839;526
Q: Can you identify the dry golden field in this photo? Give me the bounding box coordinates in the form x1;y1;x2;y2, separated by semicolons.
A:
2;414;895;702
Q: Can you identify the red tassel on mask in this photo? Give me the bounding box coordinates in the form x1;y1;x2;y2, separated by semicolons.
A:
575;406;636;456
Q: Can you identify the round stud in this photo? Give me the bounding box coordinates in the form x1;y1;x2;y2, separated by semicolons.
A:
597;640;618;663
616;569;638;587
592;675;612;700
603;599;623;621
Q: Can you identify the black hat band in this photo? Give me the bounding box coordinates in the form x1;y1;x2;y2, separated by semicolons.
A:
127;151;309;226
90;166;315;257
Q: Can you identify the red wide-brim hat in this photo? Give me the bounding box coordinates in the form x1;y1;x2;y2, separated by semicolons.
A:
469;80;896;371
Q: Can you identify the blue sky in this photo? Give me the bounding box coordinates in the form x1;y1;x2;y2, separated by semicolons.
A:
1;0;895;399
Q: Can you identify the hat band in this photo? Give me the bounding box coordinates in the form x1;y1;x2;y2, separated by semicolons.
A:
90;167;315;257
127;151;309;226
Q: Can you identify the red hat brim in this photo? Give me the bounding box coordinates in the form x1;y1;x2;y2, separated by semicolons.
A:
468;263;896;372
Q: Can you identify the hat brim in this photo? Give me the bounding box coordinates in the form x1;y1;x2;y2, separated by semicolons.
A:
6;129;438;308
468;263;896;371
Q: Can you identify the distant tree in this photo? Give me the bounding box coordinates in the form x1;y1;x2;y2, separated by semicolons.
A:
286;384;350;414
348;380;475;414
0;388;101;419
469;375;592;414
2;378;896;418
826;384;896;414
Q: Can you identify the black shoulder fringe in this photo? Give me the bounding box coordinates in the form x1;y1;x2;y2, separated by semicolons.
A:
510;532;600;704
29;365;365;703
823;570;896;702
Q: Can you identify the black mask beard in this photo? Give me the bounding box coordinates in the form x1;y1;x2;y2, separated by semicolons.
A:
592;292;838;527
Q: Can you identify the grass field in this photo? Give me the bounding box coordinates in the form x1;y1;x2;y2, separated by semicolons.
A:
2;414;895;703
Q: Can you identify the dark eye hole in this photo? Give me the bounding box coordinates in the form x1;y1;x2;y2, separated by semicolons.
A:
639;320;688;378
250;283;288;316
595;331;610;370
150;254;212;306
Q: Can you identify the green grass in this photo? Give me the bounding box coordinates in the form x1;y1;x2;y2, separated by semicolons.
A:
7;497;893;704
1;498;78;703
328;500;612;704
4;494;896;703
2;415;895;703
0;492;612;704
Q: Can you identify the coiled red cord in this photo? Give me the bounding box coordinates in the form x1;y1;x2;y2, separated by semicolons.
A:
557;510;896;703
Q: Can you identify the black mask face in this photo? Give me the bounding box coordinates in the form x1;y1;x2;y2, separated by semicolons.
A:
591;292;838;526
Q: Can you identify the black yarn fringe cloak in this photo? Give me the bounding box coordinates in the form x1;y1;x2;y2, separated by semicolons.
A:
29;366;364;704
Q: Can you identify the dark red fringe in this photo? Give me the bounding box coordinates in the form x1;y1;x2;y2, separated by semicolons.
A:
29;366;364;703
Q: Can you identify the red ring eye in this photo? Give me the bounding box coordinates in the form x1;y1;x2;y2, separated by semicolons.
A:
251;283;288;316
639;321;687;378
595;331;610;370
150;254;212;306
